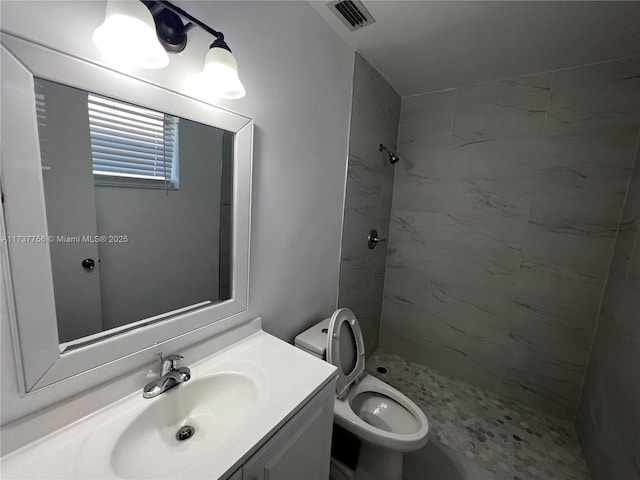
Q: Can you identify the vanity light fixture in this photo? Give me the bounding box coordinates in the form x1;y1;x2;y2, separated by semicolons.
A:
93;0;246;99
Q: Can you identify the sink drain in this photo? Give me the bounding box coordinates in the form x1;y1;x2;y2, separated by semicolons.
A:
176;425;195;441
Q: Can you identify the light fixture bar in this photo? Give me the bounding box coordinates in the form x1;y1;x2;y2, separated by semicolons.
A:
154;1;224;41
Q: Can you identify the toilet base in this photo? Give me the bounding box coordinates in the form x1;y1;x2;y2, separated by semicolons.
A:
354;441;403;480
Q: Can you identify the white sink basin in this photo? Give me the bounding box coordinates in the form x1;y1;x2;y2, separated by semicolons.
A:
111;373;258;479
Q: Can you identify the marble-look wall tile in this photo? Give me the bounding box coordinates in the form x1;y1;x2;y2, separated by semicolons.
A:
397;89;455;170
452;74;550;142
502;299;595;413
577;137;640;478
530;173;628;225
382;210;439;315
391;175;448;213
444;177;533;217
516;260;605;311
379;320;502;392
447;138;539;180
539;127;638;174
497;370;582;420
505;286;595;407
522;221;616;280
339;54;401;355
398;89;455;147
511;297;598;352
429;269;515;321
436;248;519;278
381;56;640;420
343;155;382;214
438;213;527;255
397;142;452;179
545;57;640;136
629;229;640;285
627;169;640;286
387;210;441;261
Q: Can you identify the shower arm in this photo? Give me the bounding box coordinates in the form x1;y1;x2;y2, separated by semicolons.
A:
379;144;400;164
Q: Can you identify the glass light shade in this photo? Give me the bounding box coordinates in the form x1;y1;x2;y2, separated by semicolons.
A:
93;0;169;69
202;47;246;99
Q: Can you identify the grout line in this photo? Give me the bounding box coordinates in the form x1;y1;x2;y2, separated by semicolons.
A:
574;125;640;423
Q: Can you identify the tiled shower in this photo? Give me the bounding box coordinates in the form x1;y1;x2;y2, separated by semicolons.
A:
339;54;640;478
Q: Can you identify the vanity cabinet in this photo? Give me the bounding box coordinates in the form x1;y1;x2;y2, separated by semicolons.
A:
0;326;337;480
241;380;335;480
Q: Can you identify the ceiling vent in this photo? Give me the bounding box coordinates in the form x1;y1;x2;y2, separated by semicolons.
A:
328;0;376;32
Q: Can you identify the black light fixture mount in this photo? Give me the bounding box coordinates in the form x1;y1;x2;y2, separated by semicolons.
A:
142;0;228;54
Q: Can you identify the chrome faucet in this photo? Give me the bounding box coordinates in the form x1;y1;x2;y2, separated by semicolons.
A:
143;353;191;399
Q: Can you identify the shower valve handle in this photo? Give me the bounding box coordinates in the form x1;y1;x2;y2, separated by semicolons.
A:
368;229;386;249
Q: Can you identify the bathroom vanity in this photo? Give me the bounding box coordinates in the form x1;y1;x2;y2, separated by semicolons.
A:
0;318;337;479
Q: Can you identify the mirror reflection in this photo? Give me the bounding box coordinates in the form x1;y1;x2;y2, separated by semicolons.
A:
34;78;233;346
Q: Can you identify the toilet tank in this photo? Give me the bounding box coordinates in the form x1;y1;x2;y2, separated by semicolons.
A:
294;318;331;359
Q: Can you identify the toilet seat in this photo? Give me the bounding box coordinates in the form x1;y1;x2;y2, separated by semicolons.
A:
325;308;429;451
326;308;366;399
333;374;429;452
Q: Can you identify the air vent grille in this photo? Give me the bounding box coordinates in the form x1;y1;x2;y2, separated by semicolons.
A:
328;0;375;32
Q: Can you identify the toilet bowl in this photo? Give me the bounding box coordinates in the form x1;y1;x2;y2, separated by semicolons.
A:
295;308;429;480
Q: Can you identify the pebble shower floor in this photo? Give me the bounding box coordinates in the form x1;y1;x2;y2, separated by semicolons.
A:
366;352;590;480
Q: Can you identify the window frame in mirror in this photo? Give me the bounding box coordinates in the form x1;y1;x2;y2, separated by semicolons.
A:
0;33;253;393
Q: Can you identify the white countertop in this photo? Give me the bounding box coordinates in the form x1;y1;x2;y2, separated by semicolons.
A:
1;328;336;479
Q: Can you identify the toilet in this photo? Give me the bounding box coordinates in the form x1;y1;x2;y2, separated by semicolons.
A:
295;308;429;480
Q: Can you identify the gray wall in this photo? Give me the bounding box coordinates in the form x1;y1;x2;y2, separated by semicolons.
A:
380;56;640;419
0;0;353;424
339;54;400;355
96;120;223;330
577;149;640;479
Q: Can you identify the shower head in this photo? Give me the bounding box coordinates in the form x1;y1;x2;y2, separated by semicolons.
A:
379;144;400;164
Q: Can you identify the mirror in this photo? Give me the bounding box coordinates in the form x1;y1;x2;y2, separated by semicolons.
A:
35;78;233;347
1;33;252;392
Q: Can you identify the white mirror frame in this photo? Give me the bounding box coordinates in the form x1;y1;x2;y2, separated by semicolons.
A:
0;33;253;392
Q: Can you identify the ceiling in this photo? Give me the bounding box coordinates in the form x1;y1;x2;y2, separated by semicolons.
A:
309;1;640;97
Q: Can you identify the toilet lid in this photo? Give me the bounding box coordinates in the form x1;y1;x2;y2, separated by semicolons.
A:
326;308;366;399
